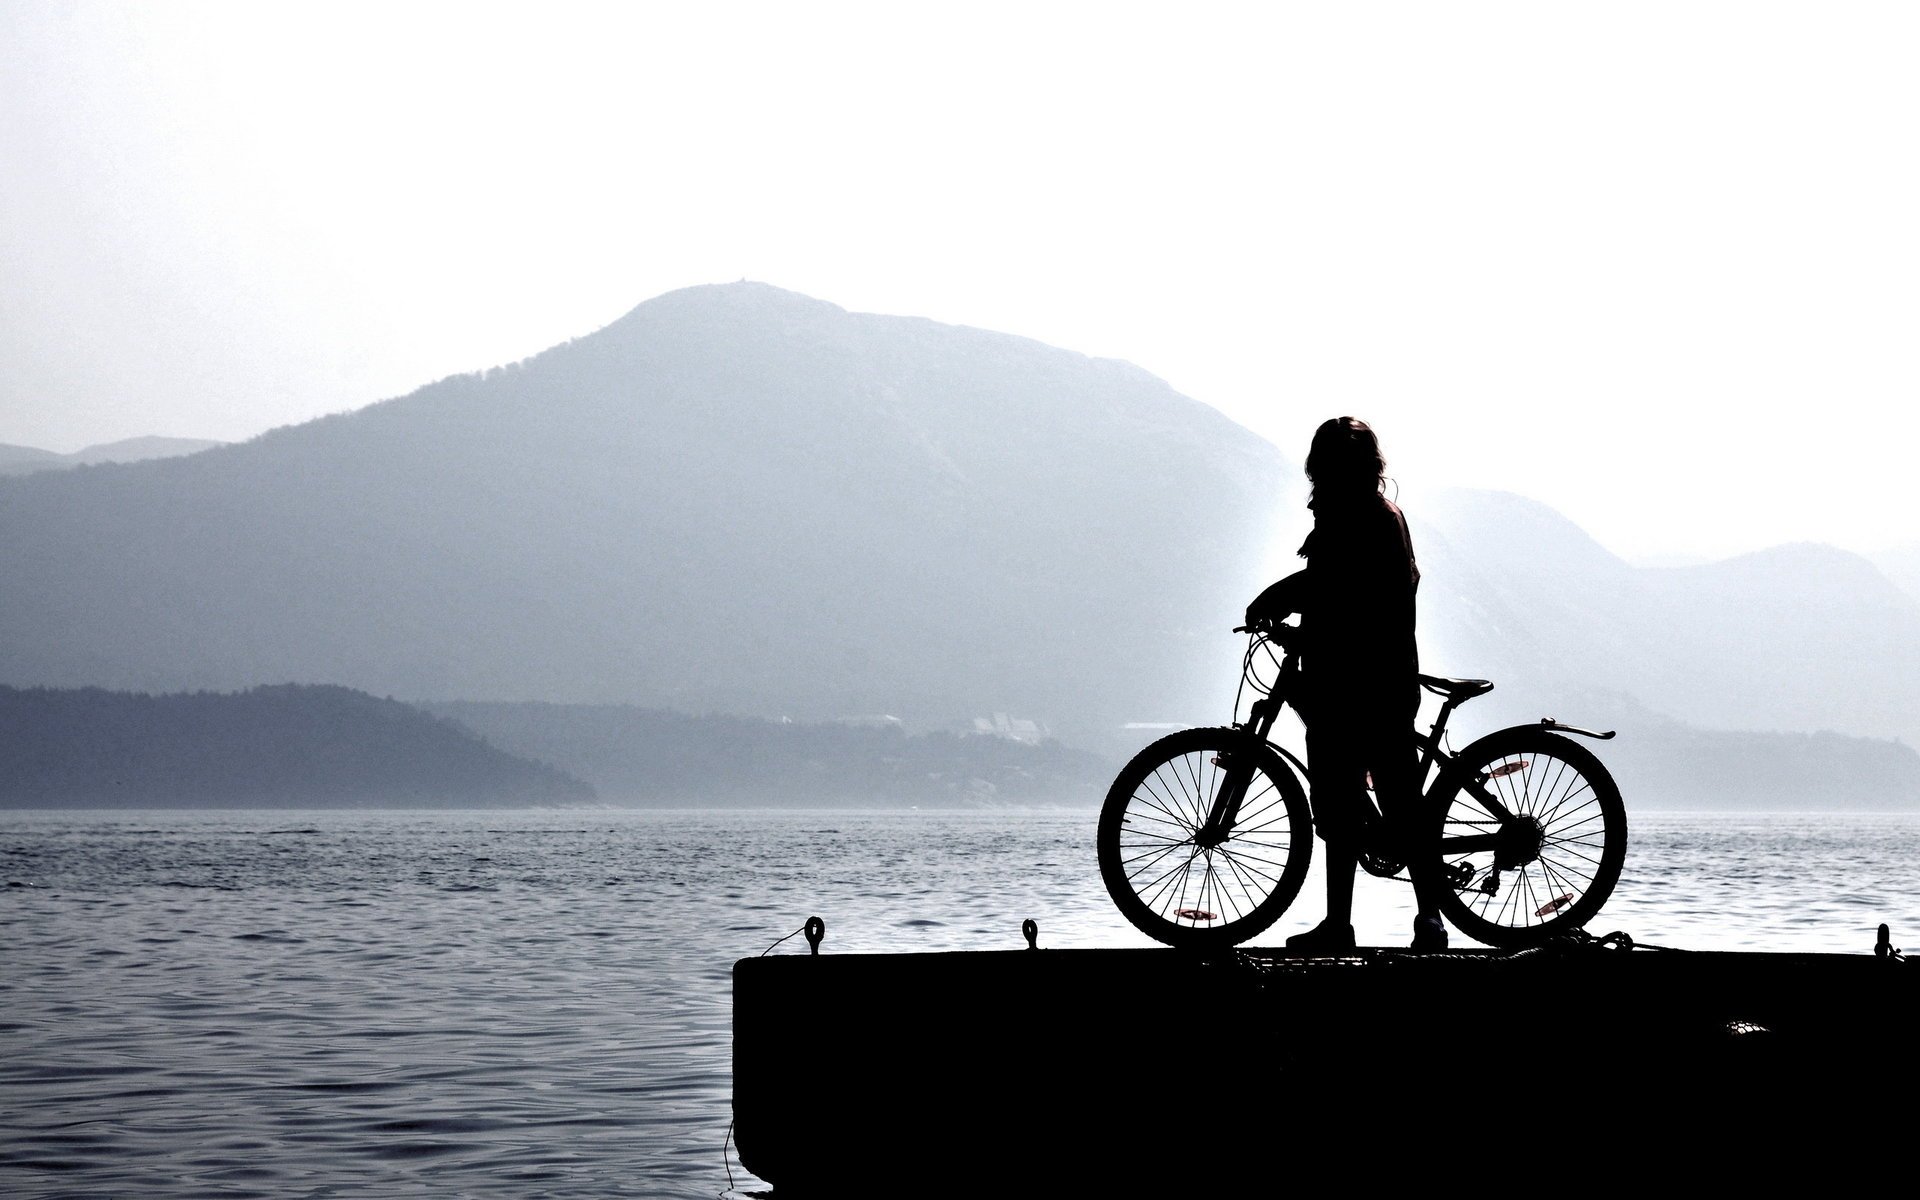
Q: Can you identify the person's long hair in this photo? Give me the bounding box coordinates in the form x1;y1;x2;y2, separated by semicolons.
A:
1304;416;1386;510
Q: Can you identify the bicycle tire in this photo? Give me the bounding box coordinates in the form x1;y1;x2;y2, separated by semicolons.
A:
1426;727;1627;948
1097;727;1313;949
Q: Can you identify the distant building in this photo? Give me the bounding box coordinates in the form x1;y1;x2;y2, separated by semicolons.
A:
970;712;1047;743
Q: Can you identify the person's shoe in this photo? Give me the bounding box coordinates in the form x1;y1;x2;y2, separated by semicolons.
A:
1284;920;1356;955
1410;915;1449;953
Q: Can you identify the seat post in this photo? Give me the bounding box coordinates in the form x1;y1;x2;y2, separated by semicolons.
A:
1425;694;1465;747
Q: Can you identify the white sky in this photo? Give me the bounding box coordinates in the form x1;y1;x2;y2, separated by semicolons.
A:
3;1;1916;562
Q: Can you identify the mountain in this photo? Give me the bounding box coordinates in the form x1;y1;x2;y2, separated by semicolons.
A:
0;283;1287;750
0;436;224;476
1410;488;1920;746
1602;703;1920;811
0;684;592;808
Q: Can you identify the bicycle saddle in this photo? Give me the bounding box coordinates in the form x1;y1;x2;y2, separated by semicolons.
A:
1418;674;1493;699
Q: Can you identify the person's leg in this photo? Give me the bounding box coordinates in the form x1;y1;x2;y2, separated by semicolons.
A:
1366;708;1447;950
1323;837;1358;924
1289;723;1361;952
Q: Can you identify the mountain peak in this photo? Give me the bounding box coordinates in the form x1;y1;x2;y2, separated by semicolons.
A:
605;279;849;331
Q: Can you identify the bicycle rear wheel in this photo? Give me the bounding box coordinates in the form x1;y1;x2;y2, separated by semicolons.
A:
1427;727;1627;947
1097;727;1312;949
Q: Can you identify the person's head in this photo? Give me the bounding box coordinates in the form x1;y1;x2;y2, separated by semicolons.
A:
1304;416;1386;507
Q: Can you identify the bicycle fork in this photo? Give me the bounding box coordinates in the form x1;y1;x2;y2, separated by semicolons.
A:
1195;697;1280;849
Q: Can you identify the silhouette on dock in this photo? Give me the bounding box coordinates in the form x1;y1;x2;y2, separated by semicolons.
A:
1246;416;1444;952
1096;417;1628;952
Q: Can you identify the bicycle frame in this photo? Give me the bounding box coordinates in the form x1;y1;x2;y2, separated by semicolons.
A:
1202;632;1614;868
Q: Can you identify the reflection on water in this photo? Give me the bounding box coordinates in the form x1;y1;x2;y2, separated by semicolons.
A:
2;807;1916;1197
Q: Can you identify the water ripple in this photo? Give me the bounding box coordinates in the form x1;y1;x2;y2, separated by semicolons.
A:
1;806;1915;1198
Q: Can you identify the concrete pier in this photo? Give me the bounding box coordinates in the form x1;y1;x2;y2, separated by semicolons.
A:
733;930;1913;1195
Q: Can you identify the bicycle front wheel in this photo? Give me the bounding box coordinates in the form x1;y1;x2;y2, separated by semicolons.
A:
1428;728;1627;947
1097;727;1312;949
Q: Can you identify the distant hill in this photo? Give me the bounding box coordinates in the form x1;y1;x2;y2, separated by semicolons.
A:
0;684;592;808
1410;488;1920;746
0;436;224;476
427;701;1114;806
1611;713;1920;811
0;283;1286;751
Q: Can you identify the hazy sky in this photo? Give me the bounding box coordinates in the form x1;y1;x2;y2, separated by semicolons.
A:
4;2;1916;562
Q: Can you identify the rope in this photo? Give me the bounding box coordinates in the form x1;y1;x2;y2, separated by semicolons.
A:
1503;927;1681;959
758;920;813;956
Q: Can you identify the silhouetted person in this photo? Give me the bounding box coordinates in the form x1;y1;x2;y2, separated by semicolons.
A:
1246;417;1447;952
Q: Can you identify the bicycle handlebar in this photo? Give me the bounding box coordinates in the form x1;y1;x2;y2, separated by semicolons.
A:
1237;620;1300;652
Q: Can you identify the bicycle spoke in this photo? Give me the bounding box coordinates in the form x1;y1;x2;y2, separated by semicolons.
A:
1215;845;1286;890
1118;837;1194;878
1232;808;1293;842
1179;752;1208;830
1131;842;1205;908
1518;865;1543;926
1136;770;1198;834
1206;856;1249;924
1538;839;1605;877
1166;757;1208;832
1117;807;1197;841
1536;854;1589;909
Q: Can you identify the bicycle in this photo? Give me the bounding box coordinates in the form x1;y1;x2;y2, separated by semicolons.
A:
1096;622;1628;950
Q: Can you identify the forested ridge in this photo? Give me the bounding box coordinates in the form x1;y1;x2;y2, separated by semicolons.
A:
0;684;590;807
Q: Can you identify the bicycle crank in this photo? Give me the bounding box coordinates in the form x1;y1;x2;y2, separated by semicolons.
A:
1441;860;1478;893
1357;847;1406;879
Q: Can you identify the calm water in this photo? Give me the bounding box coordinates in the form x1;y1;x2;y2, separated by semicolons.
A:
3;806;1917;1198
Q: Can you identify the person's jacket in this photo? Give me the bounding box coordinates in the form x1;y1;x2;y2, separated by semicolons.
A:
1246;493;1419;714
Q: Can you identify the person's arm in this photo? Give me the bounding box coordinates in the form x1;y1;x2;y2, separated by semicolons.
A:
1246;568;1311;627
